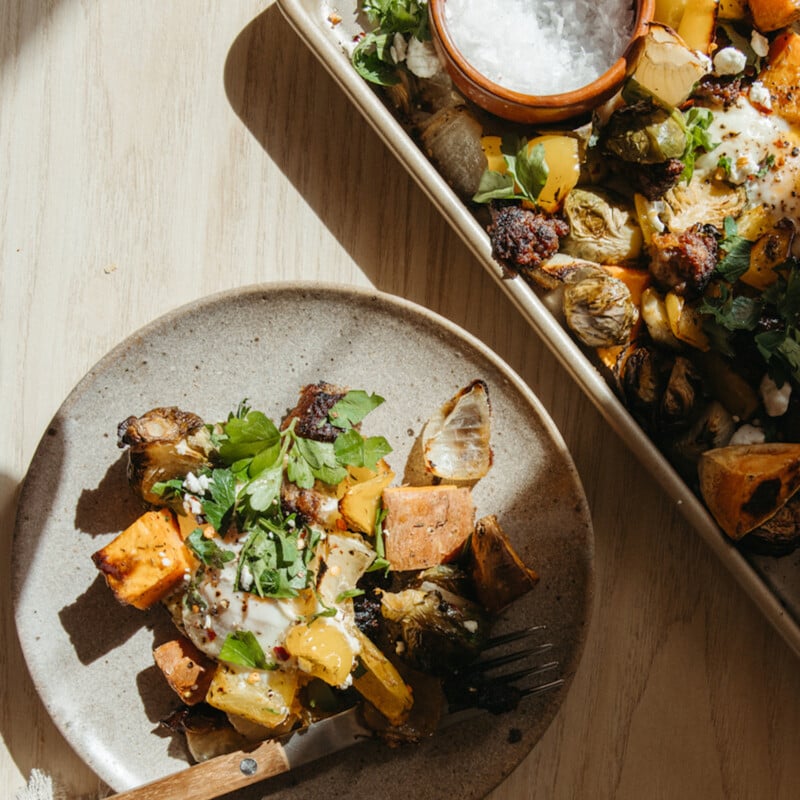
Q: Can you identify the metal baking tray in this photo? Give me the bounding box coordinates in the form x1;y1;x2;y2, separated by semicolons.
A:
276;0;800;657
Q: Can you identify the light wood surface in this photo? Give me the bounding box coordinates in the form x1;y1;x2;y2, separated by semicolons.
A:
3;3;800;799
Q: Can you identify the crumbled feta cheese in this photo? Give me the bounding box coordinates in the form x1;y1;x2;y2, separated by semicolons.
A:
729;424;766;445
728;152;761;184
713;47;747;76
183;471;203;495
760;373;792;416
463;620;479;633
390;31;407;64
749;80;772;111
405;37;441;79
239;563;254;591
751;30;769;58
185;496;203;516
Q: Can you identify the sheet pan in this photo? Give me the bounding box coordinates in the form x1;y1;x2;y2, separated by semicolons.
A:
275;0;800;658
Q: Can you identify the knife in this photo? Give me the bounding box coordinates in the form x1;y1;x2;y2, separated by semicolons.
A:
108;705;374;800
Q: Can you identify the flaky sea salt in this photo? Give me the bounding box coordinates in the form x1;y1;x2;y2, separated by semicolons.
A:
444;0;636;95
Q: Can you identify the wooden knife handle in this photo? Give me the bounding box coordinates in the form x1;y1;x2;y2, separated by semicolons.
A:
108;738;290;800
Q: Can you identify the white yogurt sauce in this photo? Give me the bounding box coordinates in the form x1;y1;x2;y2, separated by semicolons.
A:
694;97;800;229
444;0;635;95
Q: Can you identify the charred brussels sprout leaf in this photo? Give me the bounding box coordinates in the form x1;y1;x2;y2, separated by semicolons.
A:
603;101;687;164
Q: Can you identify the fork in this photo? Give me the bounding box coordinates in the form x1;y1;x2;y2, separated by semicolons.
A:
108;626;563;800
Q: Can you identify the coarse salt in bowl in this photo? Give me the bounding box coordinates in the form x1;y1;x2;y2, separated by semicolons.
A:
429;0;655;124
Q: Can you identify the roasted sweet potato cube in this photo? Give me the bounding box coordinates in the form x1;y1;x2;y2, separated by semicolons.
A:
153;637;216;705
760;31;800;124
749;0;800;32
469;515;539;613
382;485;474;571
91;509;194;609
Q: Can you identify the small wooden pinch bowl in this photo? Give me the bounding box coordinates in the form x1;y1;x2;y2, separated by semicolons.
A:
428;0;656;124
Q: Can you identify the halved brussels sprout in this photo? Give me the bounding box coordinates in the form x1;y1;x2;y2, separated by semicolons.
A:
603;101;687;164
563;273;639;347
561;187;644;264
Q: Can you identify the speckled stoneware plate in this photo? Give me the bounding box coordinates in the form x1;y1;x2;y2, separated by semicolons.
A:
13;283;593;798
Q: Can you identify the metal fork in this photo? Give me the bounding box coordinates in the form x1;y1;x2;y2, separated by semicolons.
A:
108;626;563;800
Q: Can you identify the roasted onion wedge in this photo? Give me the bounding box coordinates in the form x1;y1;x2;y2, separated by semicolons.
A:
422;380;493;480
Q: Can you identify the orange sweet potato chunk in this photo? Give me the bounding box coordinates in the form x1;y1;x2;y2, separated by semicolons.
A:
153;637;216;705
759;30;800;124
749;0;800;32
382;485;474;571
92;509;195;609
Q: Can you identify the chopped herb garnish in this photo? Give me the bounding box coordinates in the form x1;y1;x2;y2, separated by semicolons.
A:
351;0;429;86
185;528;235;569
473;136;549;205
756;153;776;179
218;630;275;670
681;107;718;183
235;513;321;599
715;216;753;283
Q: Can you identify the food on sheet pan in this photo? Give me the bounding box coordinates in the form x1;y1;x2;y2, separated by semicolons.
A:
350;1;800;554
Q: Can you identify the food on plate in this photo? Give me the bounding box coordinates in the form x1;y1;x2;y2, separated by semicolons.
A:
93;381;541;759
350;2;800;554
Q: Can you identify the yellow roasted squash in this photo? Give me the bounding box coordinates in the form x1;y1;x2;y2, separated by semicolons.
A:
698;443;800;539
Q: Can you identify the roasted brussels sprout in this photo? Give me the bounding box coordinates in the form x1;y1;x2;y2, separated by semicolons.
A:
117;407;215;507
667;400;735;480
603;101;687;164
561;187;644;264
563;272;639;347
380;566;490;674
661;356;703;429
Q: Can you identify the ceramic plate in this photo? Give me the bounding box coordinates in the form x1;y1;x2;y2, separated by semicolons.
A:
13;283;593;798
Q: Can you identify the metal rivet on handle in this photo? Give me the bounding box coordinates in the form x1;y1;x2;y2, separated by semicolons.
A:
240;757;258;776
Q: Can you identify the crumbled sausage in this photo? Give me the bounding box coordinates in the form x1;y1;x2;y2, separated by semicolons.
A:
649;223;719;296
487;204;569;275
628;158;685;200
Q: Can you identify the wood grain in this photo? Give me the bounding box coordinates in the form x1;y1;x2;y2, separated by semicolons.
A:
3;2;800;799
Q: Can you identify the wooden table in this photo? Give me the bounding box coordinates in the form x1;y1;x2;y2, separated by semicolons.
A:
3;3;800;798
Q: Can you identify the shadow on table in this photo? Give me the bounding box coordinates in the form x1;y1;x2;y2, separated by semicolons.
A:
221;6;517;358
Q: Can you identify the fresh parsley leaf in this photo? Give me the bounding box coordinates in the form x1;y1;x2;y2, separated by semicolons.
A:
472;136;549;205
472;170;516;204
698;284;761;331
681;107;717;182
514;141;549;202
715;216;753;283
245;464;284;512
186;528;236;569
294;437;348;486
352;32;398;86
218;410;280;465
367;505;391;574
201;468;239;532
328;390;385;429
218;630;274;670
336;588;365;601
717;154;732;176
151;477;185;500
333;428;393;470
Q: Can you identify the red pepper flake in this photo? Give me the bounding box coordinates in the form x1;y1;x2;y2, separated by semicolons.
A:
273;645;290;662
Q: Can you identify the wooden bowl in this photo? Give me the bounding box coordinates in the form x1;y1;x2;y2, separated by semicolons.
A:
428;0;655;124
